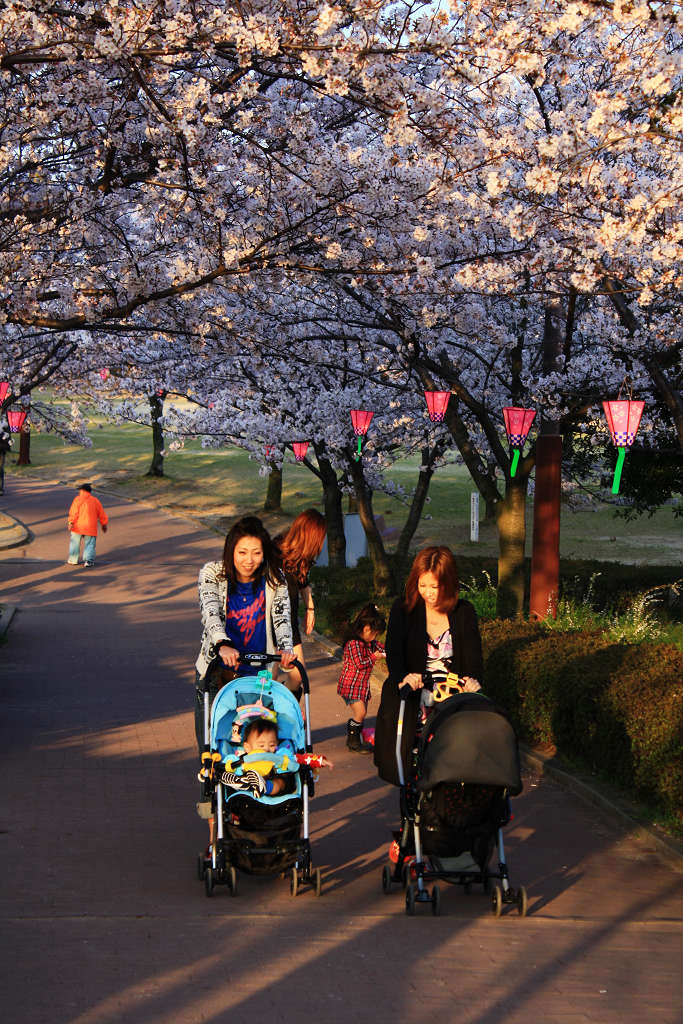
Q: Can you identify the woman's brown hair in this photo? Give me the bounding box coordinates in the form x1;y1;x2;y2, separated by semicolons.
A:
404;546;459;613
277;508;327;585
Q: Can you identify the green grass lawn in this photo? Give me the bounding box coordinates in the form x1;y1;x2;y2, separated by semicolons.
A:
8;406;682;567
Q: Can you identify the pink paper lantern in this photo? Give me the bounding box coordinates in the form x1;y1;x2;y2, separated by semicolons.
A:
424;391;450;422
292;442;309;462
602;400;644;449
503;406;536;478
602;399;645;494
0;381;9;404
99;368;109;381
350;409;374;436
7;408;27;432
503;406;537;447
264;444;274;458
350;409;374;459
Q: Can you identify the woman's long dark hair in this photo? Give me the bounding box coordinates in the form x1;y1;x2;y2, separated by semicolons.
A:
404;546;459;613
221;516;282;591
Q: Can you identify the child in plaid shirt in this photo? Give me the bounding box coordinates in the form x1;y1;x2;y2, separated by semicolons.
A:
337;603;386;752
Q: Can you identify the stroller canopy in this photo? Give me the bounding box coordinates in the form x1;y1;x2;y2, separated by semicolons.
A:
418;693;522;795
210;672;305;760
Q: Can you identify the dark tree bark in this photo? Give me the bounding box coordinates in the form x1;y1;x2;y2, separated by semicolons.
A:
347;452;396;596
146;392;165;477
263;461;282;511
495;474;530;618
316;450;346;569
395;444;443;562
16;427;31;466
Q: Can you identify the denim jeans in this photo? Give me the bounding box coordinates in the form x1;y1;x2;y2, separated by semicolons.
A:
68;532;96;564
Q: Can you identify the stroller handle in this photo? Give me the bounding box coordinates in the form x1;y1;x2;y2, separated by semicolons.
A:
239;652;309;695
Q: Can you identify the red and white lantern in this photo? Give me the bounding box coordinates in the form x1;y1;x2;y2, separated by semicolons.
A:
602;399;644;494
424;391;450;423
350;409;374;459
292;442;309;462
7;408;27;432
503;406;536;477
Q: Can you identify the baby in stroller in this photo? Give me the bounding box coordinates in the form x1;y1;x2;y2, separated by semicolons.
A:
197;655;330;897
381;675;528;918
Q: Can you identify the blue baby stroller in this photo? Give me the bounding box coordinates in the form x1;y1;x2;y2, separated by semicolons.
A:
196;653;322;897
382;681;527;917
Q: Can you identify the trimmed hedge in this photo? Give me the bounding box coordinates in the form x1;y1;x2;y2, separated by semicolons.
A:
481;620;683;821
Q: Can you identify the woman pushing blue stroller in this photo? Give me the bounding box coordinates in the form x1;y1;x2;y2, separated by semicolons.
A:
196;653;331;897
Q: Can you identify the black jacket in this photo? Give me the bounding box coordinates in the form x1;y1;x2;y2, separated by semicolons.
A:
373;597;484;785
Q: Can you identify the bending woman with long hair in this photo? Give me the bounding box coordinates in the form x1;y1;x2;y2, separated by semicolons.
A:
273;508;327;693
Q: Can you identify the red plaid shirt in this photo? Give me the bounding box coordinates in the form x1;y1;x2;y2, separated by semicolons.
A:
337;638;386;702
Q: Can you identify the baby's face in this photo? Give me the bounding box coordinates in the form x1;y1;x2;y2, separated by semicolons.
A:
243;729;278;753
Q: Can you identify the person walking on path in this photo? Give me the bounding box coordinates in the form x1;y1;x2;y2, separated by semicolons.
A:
66;483;108;567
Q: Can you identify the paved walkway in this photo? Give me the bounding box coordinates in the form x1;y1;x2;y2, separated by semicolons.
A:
0;479;681;1024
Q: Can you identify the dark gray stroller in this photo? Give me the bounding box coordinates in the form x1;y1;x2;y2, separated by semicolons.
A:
381;685;528;917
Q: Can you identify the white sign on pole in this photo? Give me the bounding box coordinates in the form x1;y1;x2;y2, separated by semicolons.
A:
470;492;480;542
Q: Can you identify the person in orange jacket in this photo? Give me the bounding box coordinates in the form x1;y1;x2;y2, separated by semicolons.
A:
67;483;108;567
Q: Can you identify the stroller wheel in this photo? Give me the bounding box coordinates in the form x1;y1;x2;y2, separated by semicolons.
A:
204;867;215;898
290;868;299;897
516;885;528;917
228;866;238;897
197;852;206;881
405;883;416;916
491;883;502;918
312;867;322;897
382;865;393;894
431;885;441;916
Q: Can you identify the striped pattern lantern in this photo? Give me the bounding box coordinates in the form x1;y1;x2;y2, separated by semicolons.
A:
503;406;537;477
602;399;644;494
424;391;450;422
292;442;309;462
350;409;374;459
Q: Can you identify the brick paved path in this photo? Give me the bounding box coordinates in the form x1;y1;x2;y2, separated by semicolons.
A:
1;479;681;1024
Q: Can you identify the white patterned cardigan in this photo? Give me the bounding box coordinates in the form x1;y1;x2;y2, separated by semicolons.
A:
195;561;294;679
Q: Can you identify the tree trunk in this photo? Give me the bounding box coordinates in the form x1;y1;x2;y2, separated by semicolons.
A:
495;476;528;618
347;454;396;596
16;427;31;466
146;393;165;477
317;454;346;568
396;447;434;561
263;462;282;511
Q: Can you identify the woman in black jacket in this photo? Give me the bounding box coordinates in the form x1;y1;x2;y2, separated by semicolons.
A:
373;546;484;785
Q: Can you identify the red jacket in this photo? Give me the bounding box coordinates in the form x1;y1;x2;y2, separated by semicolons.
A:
68;491;108;536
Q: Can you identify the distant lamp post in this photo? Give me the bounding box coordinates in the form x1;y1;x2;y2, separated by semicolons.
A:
292;442;309;462
503;406;537;477
7;408;27;433
424;391;450;422
602;399;644;494
0;381;9;405
350;409;374;459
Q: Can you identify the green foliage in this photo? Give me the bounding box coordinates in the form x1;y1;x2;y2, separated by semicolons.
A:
482;621;683;830
460;571;498;621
